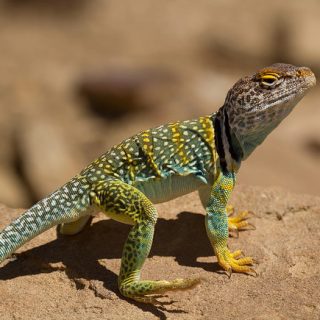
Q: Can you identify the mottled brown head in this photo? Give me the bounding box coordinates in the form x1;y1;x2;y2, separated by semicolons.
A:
218;63;316;161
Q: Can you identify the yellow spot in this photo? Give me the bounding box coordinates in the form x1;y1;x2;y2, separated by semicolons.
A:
139;130;162;178
142;131;150;137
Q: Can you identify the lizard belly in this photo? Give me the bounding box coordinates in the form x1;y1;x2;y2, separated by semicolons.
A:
133;174;210;204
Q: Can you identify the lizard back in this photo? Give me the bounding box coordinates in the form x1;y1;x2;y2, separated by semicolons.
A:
81;116;219;202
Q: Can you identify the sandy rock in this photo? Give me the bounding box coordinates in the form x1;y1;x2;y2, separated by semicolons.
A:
0;186;320;319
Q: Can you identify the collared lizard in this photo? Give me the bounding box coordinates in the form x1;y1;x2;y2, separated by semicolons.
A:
0;63;316;303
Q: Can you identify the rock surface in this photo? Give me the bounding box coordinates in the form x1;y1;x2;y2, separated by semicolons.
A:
1;185;320;320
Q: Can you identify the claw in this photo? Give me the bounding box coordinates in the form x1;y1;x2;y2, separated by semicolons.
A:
247;222;256;230
229;231;239;238
251;269;258;277
226;267;232;278
247;210;255;217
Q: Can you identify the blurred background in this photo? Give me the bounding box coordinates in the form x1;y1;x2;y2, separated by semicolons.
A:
0;0;319;208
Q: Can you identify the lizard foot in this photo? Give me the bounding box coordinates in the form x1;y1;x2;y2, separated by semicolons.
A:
227;205;255;235
215;247;256;276
122;277;201;304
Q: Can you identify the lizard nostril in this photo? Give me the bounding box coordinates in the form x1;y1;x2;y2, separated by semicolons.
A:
297;67;313;77
297;68;316;87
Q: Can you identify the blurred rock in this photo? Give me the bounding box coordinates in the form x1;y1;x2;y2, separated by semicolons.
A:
0;110;30;207
15;120;84;201
199;11;297;71
269;14;293;64
305;138;320;158
4;0;87;13
0;166;30;208
0;0;319;204
77;68;175;119
200;37;267;71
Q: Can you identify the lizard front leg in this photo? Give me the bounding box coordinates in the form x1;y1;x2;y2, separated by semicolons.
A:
204;171;255;275
90;179;200;304
199;186;253;234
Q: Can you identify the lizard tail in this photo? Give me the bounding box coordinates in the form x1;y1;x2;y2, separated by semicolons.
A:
0;179;91;263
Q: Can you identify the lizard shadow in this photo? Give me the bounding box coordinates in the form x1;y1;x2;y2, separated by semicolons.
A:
0;211;218;318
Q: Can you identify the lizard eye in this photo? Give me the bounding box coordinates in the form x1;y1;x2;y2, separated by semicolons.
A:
259;73;280;88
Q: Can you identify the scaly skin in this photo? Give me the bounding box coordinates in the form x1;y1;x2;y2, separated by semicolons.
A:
0;63;316;304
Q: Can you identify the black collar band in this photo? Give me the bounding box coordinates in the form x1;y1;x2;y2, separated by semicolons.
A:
212;110;242;172
223;109;241;163
213;113;228;172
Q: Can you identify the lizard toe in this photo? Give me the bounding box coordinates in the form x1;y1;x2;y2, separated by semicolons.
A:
216;248;256;276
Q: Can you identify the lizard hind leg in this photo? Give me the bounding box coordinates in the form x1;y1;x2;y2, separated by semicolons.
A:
119;221;201;304
91;179;200;304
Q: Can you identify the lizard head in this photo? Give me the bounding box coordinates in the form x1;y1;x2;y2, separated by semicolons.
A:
218;63;316;161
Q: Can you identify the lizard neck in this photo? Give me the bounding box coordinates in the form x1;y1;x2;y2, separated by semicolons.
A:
212;109;242;173
213;104;278;164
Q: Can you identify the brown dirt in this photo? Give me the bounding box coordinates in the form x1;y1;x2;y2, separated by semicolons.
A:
1;186;320;320
0;0;320;208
